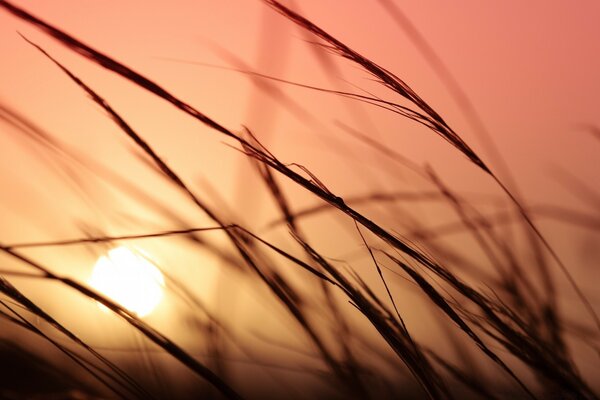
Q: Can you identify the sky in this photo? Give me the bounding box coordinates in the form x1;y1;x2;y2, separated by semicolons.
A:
1;0;598;296
0;1;598;208
0;0;599;397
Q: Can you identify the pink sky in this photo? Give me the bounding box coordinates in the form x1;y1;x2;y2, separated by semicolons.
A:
0;1;599;395
1;1;598;203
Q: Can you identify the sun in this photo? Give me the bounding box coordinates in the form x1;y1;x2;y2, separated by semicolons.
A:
89;246;165;317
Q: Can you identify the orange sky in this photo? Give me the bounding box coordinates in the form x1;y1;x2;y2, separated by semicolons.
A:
1;1;599;206
0;1;599;395
1;0;598;290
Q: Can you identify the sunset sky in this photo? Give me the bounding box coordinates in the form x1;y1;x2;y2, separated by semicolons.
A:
0;1;599;398
1;0;598;299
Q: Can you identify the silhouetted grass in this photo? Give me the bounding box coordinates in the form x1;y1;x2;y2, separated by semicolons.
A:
0;1;598;399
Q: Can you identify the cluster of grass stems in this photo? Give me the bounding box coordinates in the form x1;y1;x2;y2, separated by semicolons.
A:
0;1;598;399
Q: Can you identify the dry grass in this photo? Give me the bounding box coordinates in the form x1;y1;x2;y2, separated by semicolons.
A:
0;1;598;399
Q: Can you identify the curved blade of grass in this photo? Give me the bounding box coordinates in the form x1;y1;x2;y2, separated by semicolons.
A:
382;252;535;399
0;297;144;399
0;245;244;400
262;0;600;333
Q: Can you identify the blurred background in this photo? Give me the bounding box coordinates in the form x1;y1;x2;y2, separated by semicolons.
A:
0;1;599;398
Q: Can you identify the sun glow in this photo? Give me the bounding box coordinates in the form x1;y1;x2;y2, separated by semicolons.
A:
89;247;164;317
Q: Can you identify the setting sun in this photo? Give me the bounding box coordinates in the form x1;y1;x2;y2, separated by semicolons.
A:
89;247;164;317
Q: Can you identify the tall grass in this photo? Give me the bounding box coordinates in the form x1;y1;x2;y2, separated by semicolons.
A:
0;1;598;399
